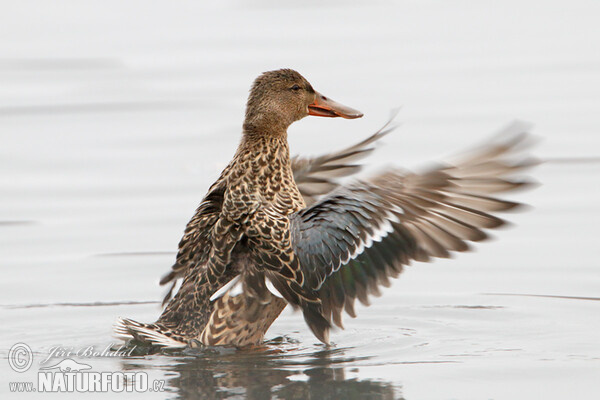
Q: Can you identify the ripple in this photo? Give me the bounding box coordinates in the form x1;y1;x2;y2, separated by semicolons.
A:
1;300;160;309
0;100;209;117
94;251;175;258
0;220;36;226
484;293;600;301
423;305;504;310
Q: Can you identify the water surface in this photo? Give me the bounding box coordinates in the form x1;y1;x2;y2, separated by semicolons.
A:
1;1;599;399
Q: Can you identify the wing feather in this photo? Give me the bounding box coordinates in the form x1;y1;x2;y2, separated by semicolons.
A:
288;122;537;337
158;180;227;305
291;116;397;206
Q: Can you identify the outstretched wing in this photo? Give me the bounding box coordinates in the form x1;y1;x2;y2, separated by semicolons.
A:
288;122;537;341
158;180;226;305
291;117;396;206
159;118;393;304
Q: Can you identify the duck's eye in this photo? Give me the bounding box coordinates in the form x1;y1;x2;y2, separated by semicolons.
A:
291;84;301;91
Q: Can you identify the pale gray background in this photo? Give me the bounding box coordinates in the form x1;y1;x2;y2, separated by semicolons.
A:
1;1;599;399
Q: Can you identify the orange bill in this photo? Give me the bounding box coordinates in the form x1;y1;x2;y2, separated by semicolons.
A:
308;92;363;119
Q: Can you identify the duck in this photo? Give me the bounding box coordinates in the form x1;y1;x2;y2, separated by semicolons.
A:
115;68;535;348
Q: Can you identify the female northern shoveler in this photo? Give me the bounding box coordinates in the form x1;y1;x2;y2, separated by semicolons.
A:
115;69;534;348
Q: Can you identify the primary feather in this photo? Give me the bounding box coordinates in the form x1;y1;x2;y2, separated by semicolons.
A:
115;69;536;348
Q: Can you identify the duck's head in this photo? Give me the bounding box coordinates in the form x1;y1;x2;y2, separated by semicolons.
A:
243;69;363;135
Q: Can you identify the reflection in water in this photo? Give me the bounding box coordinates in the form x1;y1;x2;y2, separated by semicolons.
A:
120;338;401;399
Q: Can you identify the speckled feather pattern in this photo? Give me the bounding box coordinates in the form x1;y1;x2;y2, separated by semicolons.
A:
155;133;308;345
115;69;536;348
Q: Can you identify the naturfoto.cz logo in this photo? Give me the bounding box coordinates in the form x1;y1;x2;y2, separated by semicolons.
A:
8;342;165;393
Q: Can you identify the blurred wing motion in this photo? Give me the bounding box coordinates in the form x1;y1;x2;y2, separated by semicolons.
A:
284;122;537;341
291;116;396;206
159;118;395;304
159;182;226;306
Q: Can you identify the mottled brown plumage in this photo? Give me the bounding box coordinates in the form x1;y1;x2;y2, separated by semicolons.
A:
115;69;536;348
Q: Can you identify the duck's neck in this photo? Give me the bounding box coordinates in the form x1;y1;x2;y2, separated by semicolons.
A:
243;105;293;138
232;131;304;212
236;131;291;174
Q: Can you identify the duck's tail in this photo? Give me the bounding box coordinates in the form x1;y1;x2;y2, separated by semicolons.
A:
113;317;188;348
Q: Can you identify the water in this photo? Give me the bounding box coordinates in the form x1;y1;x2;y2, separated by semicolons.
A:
1;1;599;399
